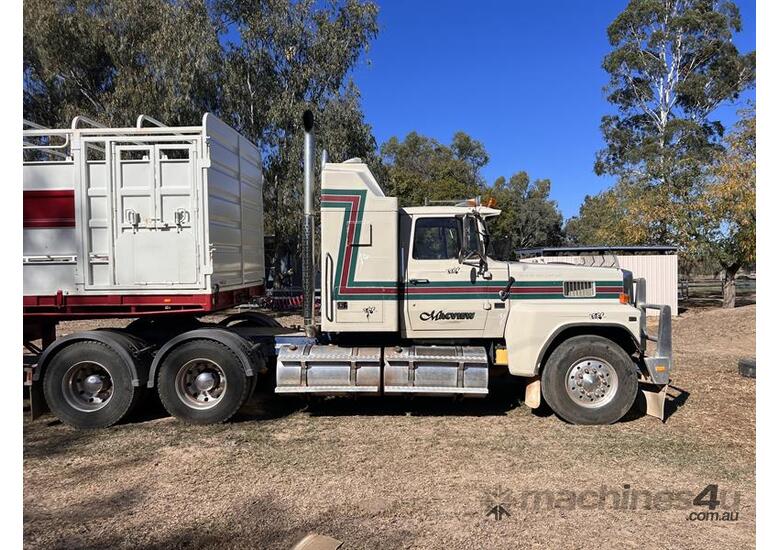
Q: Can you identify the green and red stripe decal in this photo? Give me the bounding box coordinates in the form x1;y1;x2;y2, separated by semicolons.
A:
322;189;397;300
321;188;622;301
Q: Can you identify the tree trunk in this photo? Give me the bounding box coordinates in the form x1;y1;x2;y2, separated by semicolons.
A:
722;263;741;309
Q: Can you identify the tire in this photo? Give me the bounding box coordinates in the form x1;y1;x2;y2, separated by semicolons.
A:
738;357;756;378
157;339;251;424
541;335;638;425
43;341;143;429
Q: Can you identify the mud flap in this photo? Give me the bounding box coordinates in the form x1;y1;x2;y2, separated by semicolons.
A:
24;365;48;421
524;376;541;409
640;382;668;421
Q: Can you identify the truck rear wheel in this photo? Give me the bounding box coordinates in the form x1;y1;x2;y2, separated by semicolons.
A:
541;335;638;425
157;340;251;424
43;341;142;429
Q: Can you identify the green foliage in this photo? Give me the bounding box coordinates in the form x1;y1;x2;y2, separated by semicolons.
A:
589;0;755;250
486;173;563;260
379;131;488;206
701;106;755;271
24;0;223;127
215;0;381;247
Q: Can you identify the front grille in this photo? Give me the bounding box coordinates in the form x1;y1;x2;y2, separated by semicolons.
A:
563;281;595;298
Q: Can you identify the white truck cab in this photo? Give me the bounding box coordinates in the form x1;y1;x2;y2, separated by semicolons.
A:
309;152;672;424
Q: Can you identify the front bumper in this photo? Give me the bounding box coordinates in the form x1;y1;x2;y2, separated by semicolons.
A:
634;278;674;420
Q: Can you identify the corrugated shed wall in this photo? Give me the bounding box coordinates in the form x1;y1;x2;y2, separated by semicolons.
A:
615;255;678;316
534;254;678;316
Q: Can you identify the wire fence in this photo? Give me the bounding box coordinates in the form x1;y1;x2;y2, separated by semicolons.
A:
678;278;756;305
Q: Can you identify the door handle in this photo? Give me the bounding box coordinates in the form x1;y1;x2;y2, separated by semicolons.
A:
125;209;141;233
409;278;429;285
174;208;190;232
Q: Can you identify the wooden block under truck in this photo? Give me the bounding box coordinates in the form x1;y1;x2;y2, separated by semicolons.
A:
23;111;673;429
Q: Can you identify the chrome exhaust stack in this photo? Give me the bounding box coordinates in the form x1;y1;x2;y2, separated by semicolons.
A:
302;110;316;336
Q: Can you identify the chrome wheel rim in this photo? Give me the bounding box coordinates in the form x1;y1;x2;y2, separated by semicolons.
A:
564;357;618;408
62;361;114;412
174;358;226;410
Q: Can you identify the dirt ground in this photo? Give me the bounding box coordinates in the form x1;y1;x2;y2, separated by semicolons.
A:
23;305;756;549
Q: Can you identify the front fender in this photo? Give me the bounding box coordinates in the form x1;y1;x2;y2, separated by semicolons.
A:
503;302;642;376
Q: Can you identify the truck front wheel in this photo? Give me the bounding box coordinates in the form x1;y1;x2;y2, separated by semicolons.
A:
541;335;638;425
157;340;252;424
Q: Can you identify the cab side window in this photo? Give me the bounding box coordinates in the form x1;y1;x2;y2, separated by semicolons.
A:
412;218;460;260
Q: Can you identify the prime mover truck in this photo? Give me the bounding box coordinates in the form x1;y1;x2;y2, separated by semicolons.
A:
23;111;673;429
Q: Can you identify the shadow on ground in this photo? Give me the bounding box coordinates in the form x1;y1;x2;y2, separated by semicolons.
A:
27;372;688;435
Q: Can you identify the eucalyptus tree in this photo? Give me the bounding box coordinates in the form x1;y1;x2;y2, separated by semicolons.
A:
701;107;755;307
594;0;755;249
215;0;380;247
487;173;563;260
379;132;488;207
24;0;223;127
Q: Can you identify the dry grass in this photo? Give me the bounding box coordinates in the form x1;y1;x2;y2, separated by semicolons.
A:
23;305;756;549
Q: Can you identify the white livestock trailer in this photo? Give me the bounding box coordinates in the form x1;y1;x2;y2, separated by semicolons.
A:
23;114;265;326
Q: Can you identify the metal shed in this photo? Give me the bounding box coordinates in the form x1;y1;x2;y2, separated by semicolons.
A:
516;246;678;316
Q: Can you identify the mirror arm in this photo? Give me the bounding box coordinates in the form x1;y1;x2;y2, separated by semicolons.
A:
499;277;515;301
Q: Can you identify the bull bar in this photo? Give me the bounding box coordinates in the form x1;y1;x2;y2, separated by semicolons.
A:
634;277;673;420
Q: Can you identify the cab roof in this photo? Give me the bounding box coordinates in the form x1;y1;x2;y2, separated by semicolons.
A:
400;206;502;217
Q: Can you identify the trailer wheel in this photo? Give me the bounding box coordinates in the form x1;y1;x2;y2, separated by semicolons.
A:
541;335;638;425
157;340;251;424
43;341;142;429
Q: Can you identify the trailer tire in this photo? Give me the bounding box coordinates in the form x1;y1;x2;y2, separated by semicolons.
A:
157;339;251;424
541;335;637;425
43;341;142;429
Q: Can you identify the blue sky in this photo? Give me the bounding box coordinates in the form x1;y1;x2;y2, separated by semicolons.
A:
351;0;756;219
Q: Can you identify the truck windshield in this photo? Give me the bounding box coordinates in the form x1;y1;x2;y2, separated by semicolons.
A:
463;215;480;258
478;215;499;259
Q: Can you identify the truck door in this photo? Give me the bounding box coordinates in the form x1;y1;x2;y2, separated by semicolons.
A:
405;215;490;334
111;143;199;287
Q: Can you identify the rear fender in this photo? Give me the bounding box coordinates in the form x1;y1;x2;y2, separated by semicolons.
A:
33;329;152;386
147;328;264;388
